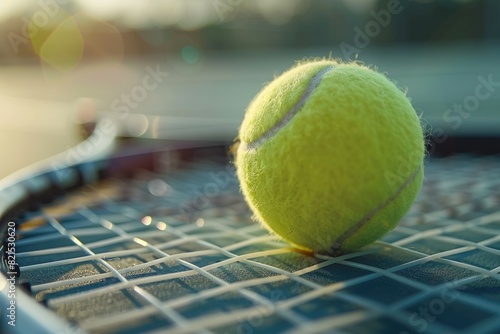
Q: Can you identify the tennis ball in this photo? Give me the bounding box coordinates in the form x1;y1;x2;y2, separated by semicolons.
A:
235;60;424;255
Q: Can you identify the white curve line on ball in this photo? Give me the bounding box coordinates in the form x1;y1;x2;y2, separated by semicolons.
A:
328;163;423;254
241;65;335;151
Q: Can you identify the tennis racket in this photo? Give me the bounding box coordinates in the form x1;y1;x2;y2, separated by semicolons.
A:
1;118;500;334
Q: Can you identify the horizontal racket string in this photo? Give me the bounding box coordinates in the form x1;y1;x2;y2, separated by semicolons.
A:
20;208;500;280
22;207;500;294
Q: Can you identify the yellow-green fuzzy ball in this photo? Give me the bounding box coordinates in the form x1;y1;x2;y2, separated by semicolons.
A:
236;60;424;255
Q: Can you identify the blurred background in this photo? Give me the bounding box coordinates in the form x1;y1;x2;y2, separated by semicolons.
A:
1;0;499;178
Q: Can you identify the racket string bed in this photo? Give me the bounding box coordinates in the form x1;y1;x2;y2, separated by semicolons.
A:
3;154;500;334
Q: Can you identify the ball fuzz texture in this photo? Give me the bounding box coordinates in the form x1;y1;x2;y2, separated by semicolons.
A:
235;60;424;255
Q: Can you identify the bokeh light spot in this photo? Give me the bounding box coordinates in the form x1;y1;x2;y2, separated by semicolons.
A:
126;113;149;137
142;216;152;226
156;221;167;231
148;179;171;197
181;45;200;65
38;16;84;72
196;218;205;228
